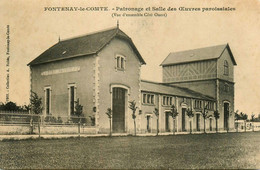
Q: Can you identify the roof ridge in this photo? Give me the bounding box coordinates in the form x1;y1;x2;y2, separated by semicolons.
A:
169;43;227;54
141;80;215;100
60;26;118;42
141;79;162;84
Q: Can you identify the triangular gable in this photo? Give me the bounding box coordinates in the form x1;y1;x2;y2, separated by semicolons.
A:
223;44;237;65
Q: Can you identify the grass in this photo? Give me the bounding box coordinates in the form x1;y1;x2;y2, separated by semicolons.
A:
0;132;260;169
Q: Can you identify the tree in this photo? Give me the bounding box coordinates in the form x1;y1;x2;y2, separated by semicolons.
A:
129;100;138;136
30;92;43;115
214;110;220;133
74;98;83;120
105;108;112;136
186;108;194;134
74;98;83;137
89;115;95;126
24;104;31;112
30;92;43;137
234;110;239;132
170;104;178;135
251;114;255;122
153;108;159;136
257;114;260;122
202;106;208;133
0;101;29;112
2;101;19;111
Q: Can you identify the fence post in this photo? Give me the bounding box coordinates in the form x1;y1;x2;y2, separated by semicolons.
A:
38;115;41;138
236;121;238;132
244;121;246;132
30;115;33;134
78;117;81;138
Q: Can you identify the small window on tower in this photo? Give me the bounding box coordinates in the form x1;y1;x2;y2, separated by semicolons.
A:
224;60;229;76
224;84;229;92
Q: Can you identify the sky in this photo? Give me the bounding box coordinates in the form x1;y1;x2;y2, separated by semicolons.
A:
0;0;259;116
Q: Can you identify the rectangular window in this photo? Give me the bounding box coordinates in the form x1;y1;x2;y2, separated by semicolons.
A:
224;60;229;76
142;93;155;105
224;84;230;93
162;95;173;106
143;94;146;104
121;57;124;69
147;95;151;103
117;56;120;68
151;95;154;104
204;101;214;110
195;100;203;109
45;87;51;115
69;85;76;116
70;86;75;115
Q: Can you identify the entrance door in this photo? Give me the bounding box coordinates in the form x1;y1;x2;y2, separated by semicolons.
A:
112;88;126;133
165;112;170;132
196;114;200;131
182;108;186;131
147;115;151;133
224;103;229;130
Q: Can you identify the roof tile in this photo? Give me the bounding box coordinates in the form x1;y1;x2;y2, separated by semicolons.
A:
161;44;236;66
28;27;145;65
141;80;215;101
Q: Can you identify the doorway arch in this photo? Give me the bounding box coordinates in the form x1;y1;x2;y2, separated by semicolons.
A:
223;101;230;131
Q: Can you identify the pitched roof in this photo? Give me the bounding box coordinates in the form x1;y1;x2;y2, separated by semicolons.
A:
141;80;215;101
28;27;146;66
161;44;237;66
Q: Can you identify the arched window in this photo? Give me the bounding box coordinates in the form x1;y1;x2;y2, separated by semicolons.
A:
224;60;229;75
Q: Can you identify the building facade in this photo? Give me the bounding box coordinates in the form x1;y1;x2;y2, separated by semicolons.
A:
161;44;237;131
28;27;236;134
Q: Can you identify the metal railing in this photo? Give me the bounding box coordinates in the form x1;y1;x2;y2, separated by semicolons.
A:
0;112;95;126
0;112;96;137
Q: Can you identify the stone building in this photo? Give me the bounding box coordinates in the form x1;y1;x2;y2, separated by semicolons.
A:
28;27;236;134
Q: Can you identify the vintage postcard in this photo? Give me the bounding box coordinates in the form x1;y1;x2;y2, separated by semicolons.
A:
0;0;259;169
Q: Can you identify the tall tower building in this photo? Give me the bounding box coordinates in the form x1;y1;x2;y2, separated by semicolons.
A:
161;44;237;131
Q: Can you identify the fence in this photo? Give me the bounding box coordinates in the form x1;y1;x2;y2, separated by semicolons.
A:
0;112;96;135
234;120;260;132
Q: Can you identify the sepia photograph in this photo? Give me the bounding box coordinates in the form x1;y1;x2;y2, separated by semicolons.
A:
0;0;259;169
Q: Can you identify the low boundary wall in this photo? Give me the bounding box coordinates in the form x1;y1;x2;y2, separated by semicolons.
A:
0;124;96;135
